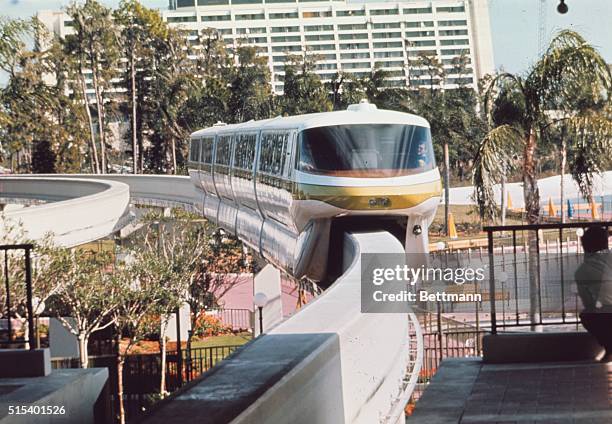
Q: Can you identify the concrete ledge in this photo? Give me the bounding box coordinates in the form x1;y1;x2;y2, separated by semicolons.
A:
483;332;603;364
0;368;109;424
0;349;51;378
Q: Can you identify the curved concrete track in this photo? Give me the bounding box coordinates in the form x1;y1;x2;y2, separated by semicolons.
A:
0;174;198;246
0;176;130;247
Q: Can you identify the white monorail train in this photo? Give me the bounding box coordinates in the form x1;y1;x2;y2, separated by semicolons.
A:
188;101;441;283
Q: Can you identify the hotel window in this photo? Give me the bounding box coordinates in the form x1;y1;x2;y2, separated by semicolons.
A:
436;6;465;13
372;22;400;29
338;33;368;40
370;8;398;16
338;23;367;31
374;51;402;58
340;42;369;50
236;27;266;34
413;40;436;47
272;45;302;52
305;34;335;41
321;53;337;60
310;44;335;51
272;26;300;32
235;13;265;20
439;29;468;36
177;0;195;6
342;61;370;69
270;12;299;19
408;49;436;57
198;0;229;4
375;60;403;67
273;55;286;62
336;9;365;17
372;32;401;39
440;39;469;46
340;52;370;59
316;63;337;70
442;57;471;65
271;35;301;42
405;30;435;38
438;20;467;27
373;41;402;49
403;7;432;14
440;48;469;55
303;10;332;18
167;15;197;23
202;14;230;21
217;28;233;35
304;24;333;31
405;21;434;28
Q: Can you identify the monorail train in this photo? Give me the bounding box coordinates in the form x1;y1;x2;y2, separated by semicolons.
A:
188;100;441;284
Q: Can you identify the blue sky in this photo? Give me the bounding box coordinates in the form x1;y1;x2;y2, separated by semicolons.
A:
1;0;611;75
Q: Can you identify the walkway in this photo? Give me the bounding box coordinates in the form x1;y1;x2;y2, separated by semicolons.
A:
409;358;612;424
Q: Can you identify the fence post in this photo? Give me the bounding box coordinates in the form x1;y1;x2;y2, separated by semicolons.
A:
487;230;497;335
25;247;35;350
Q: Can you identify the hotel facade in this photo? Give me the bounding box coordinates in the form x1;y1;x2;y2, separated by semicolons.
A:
38;0;495;94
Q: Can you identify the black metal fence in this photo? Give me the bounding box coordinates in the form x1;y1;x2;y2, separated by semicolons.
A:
483;221;612;334
0;243;36;349
51;344;243;422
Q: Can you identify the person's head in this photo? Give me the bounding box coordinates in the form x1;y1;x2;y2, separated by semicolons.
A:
581;226;609;253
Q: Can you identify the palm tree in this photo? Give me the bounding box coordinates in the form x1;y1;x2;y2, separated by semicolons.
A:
473;30;611;328
474;30;611;224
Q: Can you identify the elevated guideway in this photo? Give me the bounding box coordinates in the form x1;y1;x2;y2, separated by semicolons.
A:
0;174;198;246
0;174;424;423
145;231;423;424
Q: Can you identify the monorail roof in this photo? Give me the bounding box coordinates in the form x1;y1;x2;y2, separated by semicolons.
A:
190;104;429;138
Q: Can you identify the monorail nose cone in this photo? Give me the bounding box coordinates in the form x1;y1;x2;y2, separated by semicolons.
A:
347;99;378;112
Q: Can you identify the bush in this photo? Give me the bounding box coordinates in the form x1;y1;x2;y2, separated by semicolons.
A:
192;313;232;338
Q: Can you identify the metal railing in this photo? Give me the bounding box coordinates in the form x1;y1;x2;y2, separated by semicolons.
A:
483;221;612;334
0;243;36;349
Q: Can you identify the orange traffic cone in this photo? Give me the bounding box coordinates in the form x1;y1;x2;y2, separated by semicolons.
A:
548;197;557;217
507;192;513;210
591;199;600;219
448;212;458;239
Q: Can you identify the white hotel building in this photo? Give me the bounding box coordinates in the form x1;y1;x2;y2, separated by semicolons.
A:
38;0;495;94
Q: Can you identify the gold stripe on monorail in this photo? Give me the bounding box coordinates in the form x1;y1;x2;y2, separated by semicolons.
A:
295;180;442;210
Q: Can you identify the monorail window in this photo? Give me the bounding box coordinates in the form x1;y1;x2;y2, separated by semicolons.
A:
189;139;201;162
298;124;435;177
215;135;233;166
201;137;214;164
259;132;289;176
233;133;257;170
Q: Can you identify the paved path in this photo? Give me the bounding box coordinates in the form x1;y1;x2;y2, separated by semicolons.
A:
409;358;612;424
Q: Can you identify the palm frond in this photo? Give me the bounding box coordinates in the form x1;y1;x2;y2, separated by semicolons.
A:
482;72;526;126
564;112;612;200
472;124;524;220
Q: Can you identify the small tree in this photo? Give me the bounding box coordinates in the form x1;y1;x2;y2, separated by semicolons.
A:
48;248;122;368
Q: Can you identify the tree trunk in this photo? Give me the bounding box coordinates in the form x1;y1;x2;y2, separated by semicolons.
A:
78;334;89;369
171;138;177;175
90;56;107;174
523;128;541;330
560;137;567;223
79;70;100;174
117;354;126;424
130;50;138;175
444;143;450;236
501;171;507;227
159;319;168;397
523;129;540;225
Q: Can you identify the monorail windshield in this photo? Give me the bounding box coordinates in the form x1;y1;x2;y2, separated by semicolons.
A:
298;124;435;177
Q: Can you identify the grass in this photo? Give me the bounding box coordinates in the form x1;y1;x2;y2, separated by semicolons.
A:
190;332;252;349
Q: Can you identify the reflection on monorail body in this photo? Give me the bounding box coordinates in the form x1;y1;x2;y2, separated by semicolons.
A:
188;101;442;283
